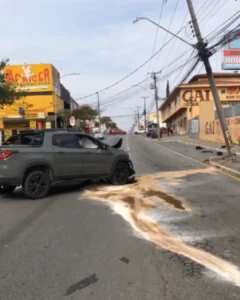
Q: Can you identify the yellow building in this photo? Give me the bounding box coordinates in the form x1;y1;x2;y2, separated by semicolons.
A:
160;73;240;135
1;63;64;140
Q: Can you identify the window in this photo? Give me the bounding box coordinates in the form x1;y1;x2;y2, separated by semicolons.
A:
52;134;78;148
77;135;99;149
3;132;44;146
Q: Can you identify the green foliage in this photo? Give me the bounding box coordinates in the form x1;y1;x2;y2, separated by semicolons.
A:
72;105;97;121
0;59;25;108
108;122;117;129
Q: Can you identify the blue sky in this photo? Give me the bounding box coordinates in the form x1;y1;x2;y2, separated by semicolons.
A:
1;0;239;130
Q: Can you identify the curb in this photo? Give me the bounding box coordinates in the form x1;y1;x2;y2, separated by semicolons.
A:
207;161;240;178
158;139;240;156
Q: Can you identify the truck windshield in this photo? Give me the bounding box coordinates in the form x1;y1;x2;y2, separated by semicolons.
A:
3;132;44;146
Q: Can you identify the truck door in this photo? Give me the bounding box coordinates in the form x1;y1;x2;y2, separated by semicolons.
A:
52;133;84;178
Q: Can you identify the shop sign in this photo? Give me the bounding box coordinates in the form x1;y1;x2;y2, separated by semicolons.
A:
182;90;211;104
222;30;240;70
29;120;36;129
45;122;51;129
3;64;60;95
220;87;240;100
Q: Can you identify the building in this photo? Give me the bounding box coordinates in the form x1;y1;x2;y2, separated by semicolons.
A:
0;63;66;140
147;112;166;128
160;73;240;135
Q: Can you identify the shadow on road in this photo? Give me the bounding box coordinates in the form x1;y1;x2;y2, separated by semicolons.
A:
1;180;94;201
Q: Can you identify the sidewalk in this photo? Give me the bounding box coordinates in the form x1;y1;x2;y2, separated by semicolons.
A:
158;135;240;155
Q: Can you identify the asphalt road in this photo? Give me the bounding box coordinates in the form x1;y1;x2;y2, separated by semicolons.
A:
0;134;240;299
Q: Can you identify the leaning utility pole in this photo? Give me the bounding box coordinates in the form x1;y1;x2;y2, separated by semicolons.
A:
153;73;161;139
96;92;101;132
186;0;235;156
142;96;149;131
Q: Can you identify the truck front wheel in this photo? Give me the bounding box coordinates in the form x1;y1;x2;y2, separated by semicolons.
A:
23;170;51;200
110;162;130;185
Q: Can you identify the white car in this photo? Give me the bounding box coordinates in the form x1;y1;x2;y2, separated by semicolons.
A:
134;129;145;134
93;131;104;140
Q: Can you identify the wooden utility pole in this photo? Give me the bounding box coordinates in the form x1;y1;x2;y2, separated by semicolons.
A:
142;96;149;131
153;73;161;139
186;0;235;156
136;106;141;128
96;92;101;132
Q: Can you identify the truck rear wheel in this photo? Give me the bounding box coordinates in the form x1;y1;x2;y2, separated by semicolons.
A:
23;170;51;200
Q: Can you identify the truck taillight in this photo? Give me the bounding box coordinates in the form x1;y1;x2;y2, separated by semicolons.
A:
0;150;14;159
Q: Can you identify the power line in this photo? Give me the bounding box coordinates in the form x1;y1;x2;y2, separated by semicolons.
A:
148;0;165;72
155;0;180;67
75;22;188;102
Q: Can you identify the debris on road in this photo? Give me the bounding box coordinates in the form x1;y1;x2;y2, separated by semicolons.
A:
81;168;240;287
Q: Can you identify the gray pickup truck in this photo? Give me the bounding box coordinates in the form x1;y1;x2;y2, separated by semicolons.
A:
0;129;135;199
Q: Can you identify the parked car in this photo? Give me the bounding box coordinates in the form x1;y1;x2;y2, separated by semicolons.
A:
0;129;135;199
93;131;104;140
109;129;126;135
134;129;145;134
146;128;154;137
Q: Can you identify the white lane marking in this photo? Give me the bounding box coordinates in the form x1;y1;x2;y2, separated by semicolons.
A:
126;135;132;158
153;142;200;164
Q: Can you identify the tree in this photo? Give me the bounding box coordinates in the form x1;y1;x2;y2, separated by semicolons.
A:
57;109;72;127
72;105;97;120
0;59;24;108
166;80;170;98
100;116;112;125
108;122;117;129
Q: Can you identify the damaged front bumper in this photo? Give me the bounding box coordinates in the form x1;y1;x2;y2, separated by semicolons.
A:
128;159;136;182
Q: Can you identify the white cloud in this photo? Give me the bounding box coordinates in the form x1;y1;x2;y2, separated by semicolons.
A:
0;0;239;130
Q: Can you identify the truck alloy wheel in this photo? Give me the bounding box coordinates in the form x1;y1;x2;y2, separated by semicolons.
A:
111;162;130;185
23;170;51;200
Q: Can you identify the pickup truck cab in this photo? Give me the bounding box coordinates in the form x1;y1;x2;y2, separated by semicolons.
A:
0;129;135;199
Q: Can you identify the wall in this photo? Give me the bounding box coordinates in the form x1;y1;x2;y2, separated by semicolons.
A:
199;101;240;144
0;94;57;118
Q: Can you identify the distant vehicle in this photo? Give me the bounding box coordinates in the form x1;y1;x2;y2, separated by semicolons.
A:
134;129;145;134
109;129;126;135
93;131;104;140
146;128;154;137
0;129;135;199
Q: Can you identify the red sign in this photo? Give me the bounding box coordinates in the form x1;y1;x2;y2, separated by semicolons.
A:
37;121;43;129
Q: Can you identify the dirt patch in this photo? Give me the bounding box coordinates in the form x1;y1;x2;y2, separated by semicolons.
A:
144;190;185;210
80;168;240;286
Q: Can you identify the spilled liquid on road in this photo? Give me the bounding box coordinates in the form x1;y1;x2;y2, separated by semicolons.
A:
81;168;240;286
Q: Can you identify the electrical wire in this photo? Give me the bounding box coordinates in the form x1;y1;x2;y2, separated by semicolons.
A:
148;0;165;72
74;29;183;102
154;0;180;67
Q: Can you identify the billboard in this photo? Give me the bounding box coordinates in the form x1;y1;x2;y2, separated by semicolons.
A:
3;64;61;96
222;29;240;70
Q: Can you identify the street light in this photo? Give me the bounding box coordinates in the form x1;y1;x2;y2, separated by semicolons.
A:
61;73;81;79
133;17;194;48
54;73;81;128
